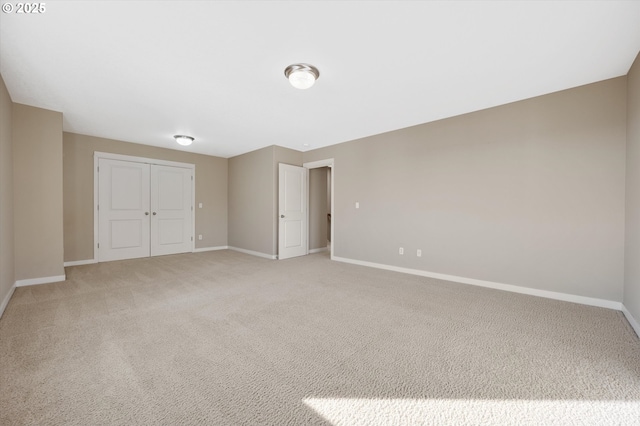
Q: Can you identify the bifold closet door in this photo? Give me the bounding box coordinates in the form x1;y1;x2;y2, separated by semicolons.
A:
150;164;193;256
98;159;151;262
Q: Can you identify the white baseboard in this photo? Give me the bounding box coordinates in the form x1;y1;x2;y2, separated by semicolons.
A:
64;248;230;264
332;256;622;311
15;275;66;287
228;246;276;260
193;246;229;253
0;283;16;319
309;247;329;254
621;304;640;338
64;259;97;267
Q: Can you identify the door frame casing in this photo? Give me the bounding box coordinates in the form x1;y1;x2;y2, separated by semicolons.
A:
93;151;195;262
303;158;335;261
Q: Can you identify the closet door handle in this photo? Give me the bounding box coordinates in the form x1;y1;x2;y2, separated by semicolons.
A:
145;212;149;216
153;212;157;216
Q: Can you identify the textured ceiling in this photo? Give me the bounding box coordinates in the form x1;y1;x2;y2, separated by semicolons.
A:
1;1;639;158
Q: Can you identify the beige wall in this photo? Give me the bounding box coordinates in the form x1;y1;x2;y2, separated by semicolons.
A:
0;67;634;312
0;74;14;313
309;167;328;250
228;146;274;255
13;104;65;281
228;145;302;257
304;77;627;302
625;53;640;323
63;133;228;261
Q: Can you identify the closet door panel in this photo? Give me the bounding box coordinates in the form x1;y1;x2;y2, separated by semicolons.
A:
98;159;151;261
150;165;193;256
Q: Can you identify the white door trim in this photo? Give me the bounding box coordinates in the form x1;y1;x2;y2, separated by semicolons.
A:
94;151;195;169
94;151;195;262
303;159;334;261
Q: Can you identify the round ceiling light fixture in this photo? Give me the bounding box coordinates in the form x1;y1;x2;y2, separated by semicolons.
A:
284;63;320;89
174;135;194;146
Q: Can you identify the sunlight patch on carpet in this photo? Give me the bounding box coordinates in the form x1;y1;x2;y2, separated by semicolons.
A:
303;397;640;425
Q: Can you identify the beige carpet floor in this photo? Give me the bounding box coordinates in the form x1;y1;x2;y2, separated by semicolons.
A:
0;250;639;425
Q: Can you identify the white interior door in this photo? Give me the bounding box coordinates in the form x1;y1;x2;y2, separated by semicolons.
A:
278;163;308;260
98;159;150;261
150;165;193;256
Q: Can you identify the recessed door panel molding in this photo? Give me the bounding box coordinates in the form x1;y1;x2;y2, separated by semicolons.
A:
284;169;303;212
158;219;185;245
284;220;303;249
157;168;185;210
95;152;195;263
110;166;144;210
110;220;144;249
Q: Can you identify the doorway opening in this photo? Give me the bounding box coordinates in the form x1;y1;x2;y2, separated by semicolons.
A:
304;159;334;260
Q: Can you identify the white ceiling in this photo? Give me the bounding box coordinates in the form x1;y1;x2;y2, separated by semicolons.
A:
1;1;639;158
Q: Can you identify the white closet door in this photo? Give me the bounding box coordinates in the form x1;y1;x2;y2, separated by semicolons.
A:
150;165;193;256
98;159;151;261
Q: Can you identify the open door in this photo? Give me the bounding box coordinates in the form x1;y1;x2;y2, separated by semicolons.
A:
278;163;308;260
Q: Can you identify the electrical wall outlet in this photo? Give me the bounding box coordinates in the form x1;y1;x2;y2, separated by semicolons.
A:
198;235;203;240
399;247;404;255
417;249;422;257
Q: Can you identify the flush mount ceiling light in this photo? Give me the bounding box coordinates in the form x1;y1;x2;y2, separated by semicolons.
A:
174;135;194;146
284;63;320;89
